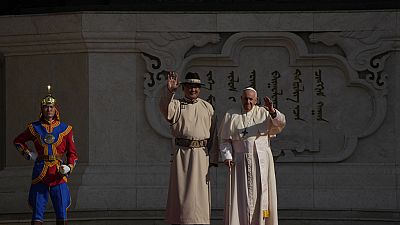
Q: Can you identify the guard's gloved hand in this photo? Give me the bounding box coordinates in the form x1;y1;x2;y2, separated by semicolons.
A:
25;151;37;161
59;165;71;175
30;151;38;161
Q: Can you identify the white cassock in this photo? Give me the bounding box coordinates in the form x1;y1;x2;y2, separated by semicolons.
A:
219;105;286;225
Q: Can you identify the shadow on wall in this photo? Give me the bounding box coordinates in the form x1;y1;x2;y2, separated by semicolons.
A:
0;54;5;170
68;163;88;211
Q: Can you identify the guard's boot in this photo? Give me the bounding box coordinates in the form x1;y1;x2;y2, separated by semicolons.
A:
56;220;66;225
31;221;43;225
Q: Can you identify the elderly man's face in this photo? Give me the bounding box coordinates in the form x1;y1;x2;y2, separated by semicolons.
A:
241;90;258;112
183;84;201;100
41;104;56;121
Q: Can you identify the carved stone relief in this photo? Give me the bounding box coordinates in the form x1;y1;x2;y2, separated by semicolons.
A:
310;30;399;91
141;31;389;162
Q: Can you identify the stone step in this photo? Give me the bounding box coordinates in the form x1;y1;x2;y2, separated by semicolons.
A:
0;209;399;225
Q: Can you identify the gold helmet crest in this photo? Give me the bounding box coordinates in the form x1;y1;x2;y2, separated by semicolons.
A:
41;85;56;106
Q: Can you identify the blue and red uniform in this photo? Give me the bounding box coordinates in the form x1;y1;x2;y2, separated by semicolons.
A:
14;110;78;223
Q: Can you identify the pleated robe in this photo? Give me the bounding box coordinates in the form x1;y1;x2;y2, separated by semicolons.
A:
160;89;219;224
219;105;286;225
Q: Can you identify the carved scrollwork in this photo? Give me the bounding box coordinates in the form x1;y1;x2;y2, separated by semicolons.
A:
309;30;399;90
139;32;222;137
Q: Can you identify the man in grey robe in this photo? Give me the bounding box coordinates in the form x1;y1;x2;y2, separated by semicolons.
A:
219;87;286;225
160;71;219;225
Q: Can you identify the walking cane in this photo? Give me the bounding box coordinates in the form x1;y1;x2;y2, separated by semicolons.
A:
227;164;232;225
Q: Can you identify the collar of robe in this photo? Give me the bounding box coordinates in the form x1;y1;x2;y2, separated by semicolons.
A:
181;97;198;104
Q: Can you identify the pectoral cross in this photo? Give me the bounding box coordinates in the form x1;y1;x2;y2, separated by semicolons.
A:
241;128;248;136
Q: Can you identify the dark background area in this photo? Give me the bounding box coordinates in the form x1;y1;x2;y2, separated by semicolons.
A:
0;55;4;170
0;0;399;16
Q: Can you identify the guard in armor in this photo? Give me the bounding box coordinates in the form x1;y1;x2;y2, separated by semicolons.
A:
13;85;78;225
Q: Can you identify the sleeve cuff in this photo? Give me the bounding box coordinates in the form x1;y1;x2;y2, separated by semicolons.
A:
15;143;31;159
219;142;233;161
271;110;284;124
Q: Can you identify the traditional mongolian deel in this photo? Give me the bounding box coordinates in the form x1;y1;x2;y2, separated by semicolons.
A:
15;120;77;186
219;105;286;225
160;87;219;225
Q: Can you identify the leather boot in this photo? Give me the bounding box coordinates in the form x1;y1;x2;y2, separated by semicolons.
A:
56;220;66;225
31;221;43;225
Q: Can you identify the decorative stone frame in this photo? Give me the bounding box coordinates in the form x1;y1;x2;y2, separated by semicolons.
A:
142;31;389;162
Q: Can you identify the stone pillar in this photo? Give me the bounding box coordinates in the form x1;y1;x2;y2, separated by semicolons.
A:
74;52;140;209
0;14;89;213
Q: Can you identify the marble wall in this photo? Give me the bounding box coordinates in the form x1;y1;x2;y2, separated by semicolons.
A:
0;10;399;218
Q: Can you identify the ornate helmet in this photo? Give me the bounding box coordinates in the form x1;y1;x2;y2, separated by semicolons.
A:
39;84;60;121
41;85;56;106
